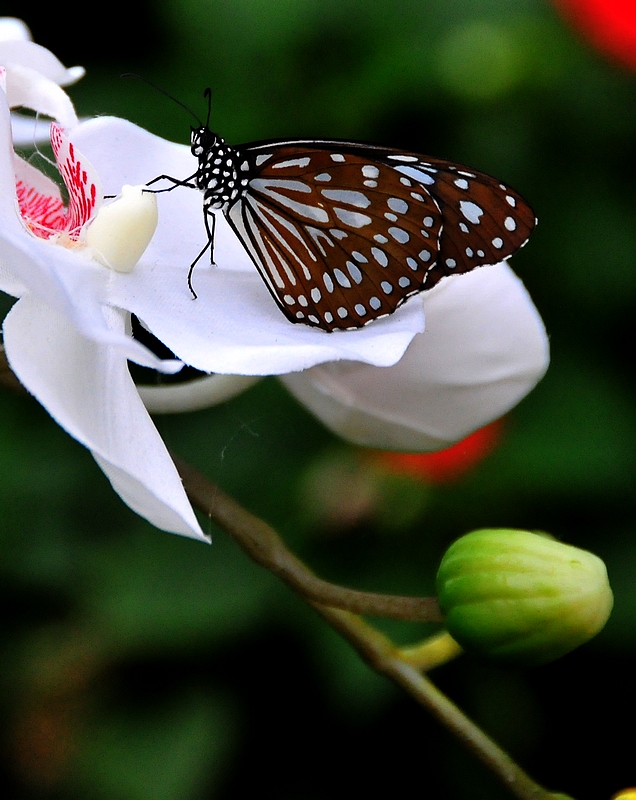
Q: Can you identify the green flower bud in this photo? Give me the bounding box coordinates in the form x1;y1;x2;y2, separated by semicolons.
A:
436;529;613;667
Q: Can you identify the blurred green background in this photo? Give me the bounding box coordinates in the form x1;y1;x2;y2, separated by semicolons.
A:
1;0;635;798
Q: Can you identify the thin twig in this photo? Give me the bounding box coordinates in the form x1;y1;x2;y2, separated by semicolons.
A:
176;453;574;800
173;453;442;623
312;605;573;800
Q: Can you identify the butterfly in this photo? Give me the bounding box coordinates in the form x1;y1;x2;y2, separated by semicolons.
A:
150;96;535;333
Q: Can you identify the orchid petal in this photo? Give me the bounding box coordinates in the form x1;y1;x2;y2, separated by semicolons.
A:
0;229;181;373
0;18;31;42
11;111;55;145
4;64;78;129
281;264;549;451
139;374;262;414
0;33;84;86
71;116;425;375
2;294;206;540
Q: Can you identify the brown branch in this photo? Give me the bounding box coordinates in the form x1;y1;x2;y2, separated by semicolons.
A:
312;605;573;800
173;453;442;623
174;452;575;800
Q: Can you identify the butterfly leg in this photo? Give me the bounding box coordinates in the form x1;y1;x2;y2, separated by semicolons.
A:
188;210;216;300
144;171;198;193
204;206;217;266
186;209;217;299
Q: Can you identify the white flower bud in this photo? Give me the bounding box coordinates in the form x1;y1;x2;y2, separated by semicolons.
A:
86;185;158;273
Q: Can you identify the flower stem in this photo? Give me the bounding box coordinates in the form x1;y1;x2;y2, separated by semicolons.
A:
311;604;570;800
173;454;442;623
174;454;575;800
398;631;463;671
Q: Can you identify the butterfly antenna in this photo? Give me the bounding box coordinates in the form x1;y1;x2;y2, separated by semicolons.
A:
121;73;203;126
203;88;212;130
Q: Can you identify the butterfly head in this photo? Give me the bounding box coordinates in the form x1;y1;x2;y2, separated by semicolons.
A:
190;125;222;159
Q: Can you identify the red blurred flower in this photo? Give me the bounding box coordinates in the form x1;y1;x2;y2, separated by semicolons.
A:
552;0;636;71
371;418;505;484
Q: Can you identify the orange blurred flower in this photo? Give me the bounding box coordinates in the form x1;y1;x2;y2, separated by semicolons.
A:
371;418;504;484
552;0;636;71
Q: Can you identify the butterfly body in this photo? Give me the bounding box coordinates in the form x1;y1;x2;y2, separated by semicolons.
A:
184;125;536;332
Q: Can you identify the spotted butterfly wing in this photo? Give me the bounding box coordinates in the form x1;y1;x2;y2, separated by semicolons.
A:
190;130;535;332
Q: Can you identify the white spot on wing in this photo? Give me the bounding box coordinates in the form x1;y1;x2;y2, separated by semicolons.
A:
306;226;335;257
251;178;329;222
321;189;370;208
334;268;352;288
394;165;435;185
505;216;517;231
372;247;388;266
272;157;312;169
255;153;272;166
459;200;484;224
346;261;363;284
388;227;410;243
388;197;409;214
334;208;372;227
387;154;418;162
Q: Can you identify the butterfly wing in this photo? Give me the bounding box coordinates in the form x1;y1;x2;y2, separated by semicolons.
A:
381;154;536;288
225;145;442;331
224;140;535;331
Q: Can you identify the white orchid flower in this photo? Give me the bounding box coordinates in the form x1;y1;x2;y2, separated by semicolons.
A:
280;263;549;451
0;75;425;539
0;17;84;142
83;115;548;453
140;260;549;451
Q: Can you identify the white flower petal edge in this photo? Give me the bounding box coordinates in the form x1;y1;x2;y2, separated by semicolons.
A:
71;116;426;375
281;263;549;451
0;18;83;133
2;294;207;540
139;374;262;414
0;18;84;85
0;77;203;540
